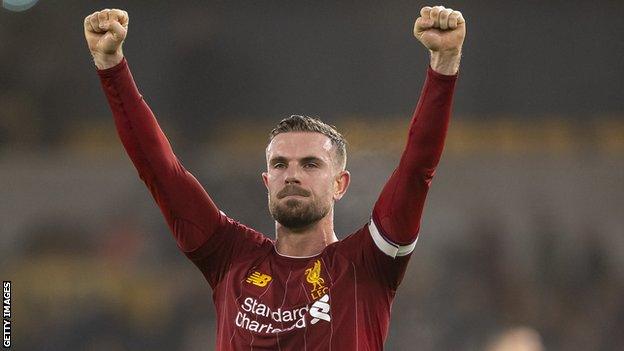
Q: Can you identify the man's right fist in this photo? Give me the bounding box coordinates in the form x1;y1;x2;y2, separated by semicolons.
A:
84;9;129;69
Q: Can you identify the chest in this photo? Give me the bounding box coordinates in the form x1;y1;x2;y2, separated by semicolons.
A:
219;255;361;333
237;256;347;305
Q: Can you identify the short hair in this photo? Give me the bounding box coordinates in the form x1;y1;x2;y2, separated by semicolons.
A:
268;115;347;170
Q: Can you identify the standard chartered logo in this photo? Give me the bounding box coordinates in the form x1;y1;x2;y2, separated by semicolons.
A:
309;294;331;324
235;294;331;333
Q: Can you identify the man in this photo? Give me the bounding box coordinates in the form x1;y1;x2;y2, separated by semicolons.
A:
84;5;465;350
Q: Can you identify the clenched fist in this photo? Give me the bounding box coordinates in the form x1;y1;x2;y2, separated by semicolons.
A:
84;9;129;69
414;6;466;75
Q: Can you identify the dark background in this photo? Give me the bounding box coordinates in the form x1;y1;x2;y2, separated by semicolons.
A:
2;0;623;147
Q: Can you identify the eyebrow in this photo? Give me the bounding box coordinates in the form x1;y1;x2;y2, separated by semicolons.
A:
269;156;326;166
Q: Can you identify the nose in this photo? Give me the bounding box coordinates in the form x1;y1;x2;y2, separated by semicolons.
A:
284;165;301;185
285;176;300;185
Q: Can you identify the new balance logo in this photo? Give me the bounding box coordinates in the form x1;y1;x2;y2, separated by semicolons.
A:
309;293;331;324
246;271;272;287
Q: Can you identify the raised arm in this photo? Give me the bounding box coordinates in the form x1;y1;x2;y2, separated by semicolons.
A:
371;6;465;254
84;9;221;252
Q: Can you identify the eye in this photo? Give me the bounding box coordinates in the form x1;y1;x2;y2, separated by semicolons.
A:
303;163;318;169
273;163;286;169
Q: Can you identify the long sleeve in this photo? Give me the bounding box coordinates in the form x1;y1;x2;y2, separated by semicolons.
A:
97;58;222;252
372;66;457;248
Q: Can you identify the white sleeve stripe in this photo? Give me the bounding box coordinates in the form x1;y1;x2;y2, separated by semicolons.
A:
368;218;418;258
396;238;418;256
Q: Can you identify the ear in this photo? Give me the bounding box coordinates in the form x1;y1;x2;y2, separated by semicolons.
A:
333;170;350;201
261;171;269;189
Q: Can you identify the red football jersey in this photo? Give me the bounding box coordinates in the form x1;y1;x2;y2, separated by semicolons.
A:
97;58;457;350
185;212;415;350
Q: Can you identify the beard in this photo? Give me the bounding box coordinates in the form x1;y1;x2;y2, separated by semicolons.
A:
268;185;331;230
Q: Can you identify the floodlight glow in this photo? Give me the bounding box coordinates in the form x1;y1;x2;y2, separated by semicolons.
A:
2;0;39;12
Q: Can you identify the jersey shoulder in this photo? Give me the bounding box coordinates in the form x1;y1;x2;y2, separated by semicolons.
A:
332;219;417;291
185;211;273;261
183;212;274;289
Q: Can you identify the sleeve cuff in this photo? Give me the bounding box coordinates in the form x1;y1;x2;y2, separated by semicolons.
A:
96;57;128;77
427;65;459;81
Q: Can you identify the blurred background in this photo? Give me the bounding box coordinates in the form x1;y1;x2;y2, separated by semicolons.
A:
1;0;623;350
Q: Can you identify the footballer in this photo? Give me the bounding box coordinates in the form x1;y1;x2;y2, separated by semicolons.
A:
84;5;465;350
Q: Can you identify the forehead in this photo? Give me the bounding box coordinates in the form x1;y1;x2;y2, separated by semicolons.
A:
266;132;334;160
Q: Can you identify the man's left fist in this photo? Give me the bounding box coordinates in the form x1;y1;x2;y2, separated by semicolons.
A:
414;6;466;54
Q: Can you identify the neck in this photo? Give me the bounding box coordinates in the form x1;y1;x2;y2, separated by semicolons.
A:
274;207;339;257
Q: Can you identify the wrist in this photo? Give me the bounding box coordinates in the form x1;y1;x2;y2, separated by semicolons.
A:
429;49;462;75
92;51;124;70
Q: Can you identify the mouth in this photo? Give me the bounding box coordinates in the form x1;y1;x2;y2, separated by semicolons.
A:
277;186;310;199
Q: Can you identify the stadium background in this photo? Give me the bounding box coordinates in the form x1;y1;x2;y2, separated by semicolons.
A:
1;0;623;350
